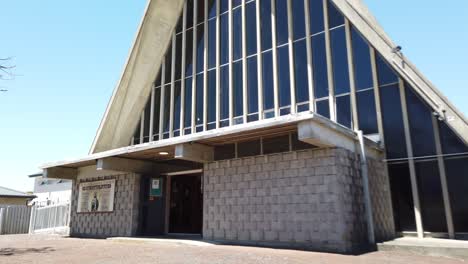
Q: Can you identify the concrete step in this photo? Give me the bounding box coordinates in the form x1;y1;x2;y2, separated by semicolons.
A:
378;237;468;260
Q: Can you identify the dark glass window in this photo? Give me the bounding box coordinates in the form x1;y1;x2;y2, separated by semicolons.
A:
356;90;378;134
196;24;205;74
312;34;329;98
214;144;235;160
316;99;330;119
260;0;272;50
309;0;324;35
220;65;229;120
294;40;309;105
330;27;350;95
143;100;151;143
247;57;258;114
133;123;140;143
220;14;229;64
275;0;289;46
445;157;468;232
415;160;447;232
405;86;437;157
232;0;242;9
164;47;172;84
380;84;407;159
438;121;468;154
176;15;183;34
195;74;204;126
207;70;216;124
184;78;192;128
220;0;229;14
154;69;162;88
175;34;183;80
246;1;257;56
163;84;171;132
336;95;351;128
185;28;194;77
327;0;344;28
186;0;194;29
208;0;216;19
277;45;291;109
233;7;242;60
376;53;398;86
196;0;205;24
292;0;305;40
208;19;216;69
388;162;416;232
263;134;290;154
262;51;274;111
233;61;243;117
152;88;161;137
173;81;182;131
351;27;373;90
238;139;261;157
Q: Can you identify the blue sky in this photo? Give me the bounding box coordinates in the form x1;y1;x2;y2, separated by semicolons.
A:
0;1;467;192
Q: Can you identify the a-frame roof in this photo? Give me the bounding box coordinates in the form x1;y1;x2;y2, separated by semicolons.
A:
90;0;468;154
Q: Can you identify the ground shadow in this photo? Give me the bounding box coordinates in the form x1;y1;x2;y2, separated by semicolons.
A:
0;247;55;256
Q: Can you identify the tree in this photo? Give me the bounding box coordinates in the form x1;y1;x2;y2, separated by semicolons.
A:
0;57;15;92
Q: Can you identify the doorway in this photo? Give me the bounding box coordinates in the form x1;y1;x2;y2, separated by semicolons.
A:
168;173;203;234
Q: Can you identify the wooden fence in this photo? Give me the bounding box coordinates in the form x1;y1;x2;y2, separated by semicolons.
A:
0;205;31;235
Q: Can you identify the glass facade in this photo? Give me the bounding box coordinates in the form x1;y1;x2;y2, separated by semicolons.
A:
130;0;468;237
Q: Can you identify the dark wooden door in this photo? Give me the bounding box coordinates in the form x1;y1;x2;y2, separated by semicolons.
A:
138;175;166;236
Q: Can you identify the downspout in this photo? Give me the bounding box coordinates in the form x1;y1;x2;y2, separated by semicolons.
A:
358;130;375;245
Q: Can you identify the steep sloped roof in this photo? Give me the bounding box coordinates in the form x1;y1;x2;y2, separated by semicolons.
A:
90;0;467;154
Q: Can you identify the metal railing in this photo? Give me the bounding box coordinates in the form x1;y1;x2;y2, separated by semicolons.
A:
29;203;70;235
0;205;31;235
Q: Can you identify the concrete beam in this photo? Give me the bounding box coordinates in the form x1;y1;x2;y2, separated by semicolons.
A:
43;167;77;180
97;157;155;174
298;120;357;152
175;143;214;163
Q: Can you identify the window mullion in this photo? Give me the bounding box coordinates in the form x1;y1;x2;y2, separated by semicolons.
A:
169;33;176;137
286;0;296;114
304;0;315;112
241;0;248;123
270;0;279;117
345;19;359;131
255;0;264;120
180;2;187;135
323;0;336;121
159;58;166;139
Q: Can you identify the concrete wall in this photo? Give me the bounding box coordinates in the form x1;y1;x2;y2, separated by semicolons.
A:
69;166;140;238
202;147;394;253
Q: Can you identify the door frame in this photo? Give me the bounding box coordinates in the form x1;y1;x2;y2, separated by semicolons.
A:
162;169;203;234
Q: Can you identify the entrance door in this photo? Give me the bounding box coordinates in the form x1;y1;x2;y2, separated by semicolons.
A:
139;175;166;236
169;174;203;234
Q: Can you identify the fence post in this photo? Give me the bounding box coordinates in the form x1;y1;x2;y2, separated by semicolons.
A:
28;206;36;234
0;208;4;235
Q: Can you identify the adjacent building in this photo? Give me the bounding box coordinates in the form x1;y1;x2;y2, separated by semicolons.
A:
29;173;72;207
0;186;36;206
41;0;468;253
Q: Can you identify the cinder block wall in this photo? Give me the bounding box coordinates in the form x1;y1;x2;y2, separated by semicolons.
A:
203;147;393;253
69;166;140;238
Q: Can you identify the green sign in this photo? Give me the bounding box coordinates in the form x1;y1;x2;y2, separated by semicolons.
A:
150;178;163;197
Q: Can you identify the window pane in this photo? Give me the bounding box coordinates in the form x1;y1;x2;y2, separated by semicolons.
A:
195;74;204;125
405;85;437;157
196;0;205;24
143;100;151;143
220;0;229;14
309;0;324;35
187;0;194;29
207;70;216;123
316;99;330;119
152;88;161;138
415;160;447;233
220;65;229;120
238;139;261;157
175;34;183;80
246;1;257;56
351;27;373;90
232;0;242;9
336;95;351;128
247;56;258;114
327;0;344;28
164;46;172;84
173;81;182;131
292;0;305;40
163;84;171;132
376;53;398;86
388;162;416;232
312;34;329;99
233;7;242;60
184;78;192;128
260;0;272;50
185;28;194;77
438;121;468;155
176;15;183;34
262;51;274;111
154;68;162;88
275;0;289;46
356;89;378;134
196;24;205;74
208;0;216;19
330;27;350;95
263;134;290;154
445;157;468;232
277;45;291;110
294;40;309;105
380;84;407;159
220;14;229;64
208;19;216;69
233;61;243;117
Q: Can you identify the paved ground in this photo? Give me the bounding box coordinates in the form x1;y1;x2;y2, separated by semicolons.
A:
0;234;465;264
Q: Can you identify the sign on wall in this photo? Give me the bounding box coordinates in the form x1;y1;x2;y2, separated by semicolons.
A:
77;179;115;213
150;178;163;197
